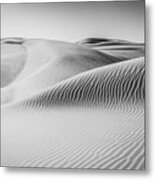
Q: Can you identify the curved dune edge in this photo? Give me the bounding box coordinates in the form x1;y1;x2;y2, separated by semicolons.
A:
77;37;144;60
1;38;124;100
2;37;143;105
2;57;144;109
1;37;144;88
1;37;25;45
1;38;120;87
1;44;27;87
1;38;145;108
77;37;144;47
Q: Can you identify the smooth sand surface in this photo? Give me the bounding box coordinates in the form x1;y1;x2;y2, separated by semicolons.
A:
1;44;27;87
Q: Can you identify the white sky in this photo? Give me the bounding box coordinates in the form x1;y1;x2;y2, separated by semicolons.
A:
1;1;145;43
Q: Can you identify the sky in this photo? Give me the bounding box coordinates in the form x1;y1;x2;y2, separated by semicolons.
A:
1;1;145;43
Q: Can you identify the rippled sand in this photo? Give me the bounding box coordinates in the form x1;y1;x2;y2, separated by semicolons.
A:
1;105;144;169
1;37;145;169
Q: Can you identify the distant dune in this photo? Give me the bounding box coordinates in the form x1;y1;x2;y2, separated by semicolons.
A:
77;37;144;60
2;38;120;86
1;37;145;170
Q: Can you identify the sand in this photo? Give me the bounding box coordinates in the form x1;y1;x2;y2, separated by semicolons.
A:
1;105;144;169
1;44;27;87
1;37;145;170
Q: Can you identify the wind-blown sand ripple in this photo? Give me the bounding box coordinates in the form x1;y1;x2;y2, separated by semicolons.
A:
1;38;122;104
3;57;144;109
1;37;145;170
1;105;144;169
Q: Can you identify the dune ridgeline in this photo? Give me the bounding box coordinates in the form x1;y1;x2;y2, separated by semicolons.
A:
1;37;144;108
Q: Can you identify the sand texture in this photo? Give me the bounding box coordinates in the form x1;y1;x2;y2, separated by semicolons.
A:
1;37;145;170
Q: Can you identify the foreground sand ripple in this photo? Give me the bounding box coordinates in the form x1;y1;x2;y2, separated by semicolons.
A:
1;105;144;169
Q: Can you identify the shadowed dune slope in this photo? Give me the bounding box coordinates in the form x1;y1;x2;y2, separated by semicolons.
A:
1;38;119;87
77;38;144;60
1;37;143;89
1;37;25;45
4;57;144;109
1;44;27;87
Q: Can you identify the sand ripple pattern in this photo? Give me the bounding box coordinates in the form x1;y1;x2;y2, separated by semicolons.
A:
1;38;145;170
9;57;145;109
1;106;144;169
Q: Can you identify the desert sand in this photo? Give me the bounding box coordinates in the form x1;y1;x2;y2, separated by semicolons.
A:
1;37;145;170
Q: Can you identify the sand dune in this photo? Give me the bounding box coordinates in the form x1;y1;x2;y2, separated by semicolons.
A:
1;38;123;104
1;37;145;170
1;44;27;87
2;38;119;85
4;57;144;109
77;37;144;60
1;37;24;45
1;38;144;105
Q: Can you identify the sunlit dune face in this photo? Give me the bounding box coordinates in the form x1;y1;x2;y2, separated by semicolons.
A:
1;44;27;87
1;38;144;106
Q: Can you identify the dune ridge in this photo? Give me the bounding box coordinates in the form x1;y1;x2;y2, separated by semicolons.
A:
3;57;144;109
1;38;144;106
2;38;120;85
77;37;144;60
1;37;25;45
1;38;120;104
1;44;27;87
